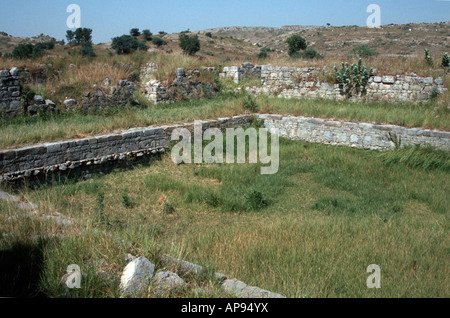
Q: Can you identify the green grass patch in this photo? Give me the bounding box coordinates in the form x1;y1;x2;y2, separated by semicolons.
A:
1;138;448;298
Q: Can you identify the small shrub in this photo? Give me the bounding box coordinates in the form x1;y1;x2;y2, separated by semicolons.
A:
206;193;220;208
242;94;259;112
442;52;449;67
350;45;378;58
142;29;153;41
21;86;36;104
244;190;267;211
79;43;96;57
300;48;323;59
258;47;271;59
121;193;134;209
205;32;213;38
137;41;148;51
430;87;440;100
425;49;433;66
162;202;175;214
152;37;167;47
386;131;402;150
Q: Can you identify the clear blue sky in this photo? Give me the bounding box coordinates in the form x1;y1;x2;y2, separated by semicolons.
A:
0;0;449;44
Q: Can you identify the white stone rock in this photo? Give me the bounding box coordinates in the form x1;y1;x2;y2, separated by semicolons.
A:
120;256;155;298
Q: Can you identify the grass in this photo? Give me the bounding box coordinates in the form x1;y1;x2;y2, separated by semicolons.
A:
1;92;449;149
1;137;449;298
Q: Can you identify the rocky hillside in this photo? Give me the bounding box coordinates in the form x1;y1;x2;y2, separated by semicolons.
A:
0;31;58;54
196;22;450;58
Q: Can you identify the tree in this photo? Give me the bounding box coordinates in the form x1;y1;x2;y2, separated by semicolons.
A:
179;34;200;56
142;29;153;41
286;35;307;57
68;28;93;45
130;28;141;37
66;30;75;44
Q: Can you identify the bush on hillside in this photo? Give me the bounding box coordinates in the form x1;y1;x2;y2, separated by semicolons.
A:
286;34;307;57
179;34;200;56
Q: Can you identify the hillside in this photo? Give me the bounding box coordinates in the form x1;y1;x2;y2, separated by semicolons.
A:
195;22;450;59
0;32;58;54
2;21;449;62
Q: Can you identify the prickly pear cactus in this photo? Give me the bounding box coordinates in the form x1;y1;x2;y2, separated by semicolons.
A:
334;58;373;98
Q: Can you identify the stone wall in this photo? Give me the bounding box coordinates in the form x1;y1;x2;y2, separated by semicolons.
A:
144;67;218;105
0;68;23;118
78;79;135;111
258;114;450;151
0;66;138;118
2;112;449;184
0;115;253;183
221;63;447;102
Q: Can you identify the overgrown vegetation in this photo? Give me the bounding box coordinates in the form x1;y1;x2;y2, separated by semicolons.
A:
1;136;448;298
11;41;56;59
1;93;449;149
0;22;449;300
350;45;379;58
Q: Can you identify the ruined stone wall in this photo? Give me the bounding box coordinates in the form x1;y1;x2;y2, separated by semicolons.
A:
143;67;218;105
221;63;447;102
258;114;450;151
0;68;23;118
0;115;253;183
0;67;137;118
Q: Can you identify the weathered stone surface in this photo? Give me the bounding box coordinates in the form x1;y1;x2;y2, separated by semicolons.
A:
33;95;45;105
220;63;445;103
64;99;77;109
120;256;155;298
152;271;186;297
258;114;450;152
222;279;285;298
160;254;207;277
